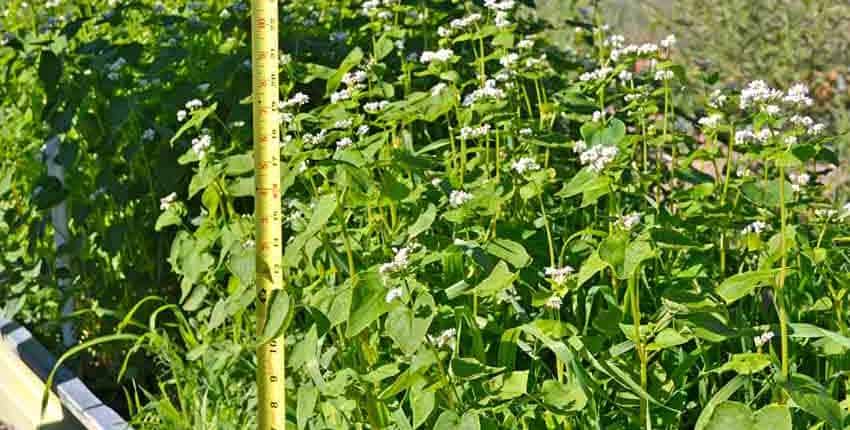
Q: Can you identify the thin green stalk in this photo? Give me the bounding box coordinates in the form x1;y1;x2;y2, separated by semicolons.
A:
777;161;790;397
629;274;649;428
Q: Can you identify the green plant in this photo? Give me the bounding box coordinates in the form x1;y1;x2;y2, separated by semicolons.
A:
3;1;850;429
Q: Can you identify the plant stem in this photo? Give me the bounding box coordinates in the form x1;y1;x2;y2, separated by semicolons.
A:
777;161;790;398
629;274;649;428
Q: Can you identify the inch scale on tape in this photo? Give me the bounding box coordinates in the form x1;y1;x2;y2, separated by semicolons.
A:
252;0;284;429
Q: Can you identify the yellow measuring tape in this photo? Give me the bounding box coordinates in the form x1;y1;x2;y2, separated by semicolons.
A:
251;0;284;428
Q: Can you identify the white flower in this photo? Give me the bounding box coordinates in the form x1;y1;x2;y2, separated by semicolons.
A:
572;140;587;154
784;135;797;145
431;83;448;96
698;114;723;129
603;34;625;49
545;266;574;284
357;125;370;136
499;52;519;69
754;330;774;348
177;109;187;122
789;172;810;192
279;112;294;124
142;128;156;141
191;134;212;158
462;79;506;106
579;66;613;82
385;287;403;303
459;123;491;139
364;100;390;113
735;129;754;144
740;80;783;110
754;128;773;142
654;70;674;81
484;0;515;10
809;123;826;136
790;115;814;128
361;0;380;15
764;104;781;115
618;212;641;230
107;57;126;72
420;49;454;64
431;177;443;187
379;245;419;274
428;328;457;350
494;11;511;28
815;209;837;219
708;89;727;109
511;157;540;174
342;70;368;87
185;99;203;110
377;10;392;20
331;88;352;103
544;295;563;310
107;72;119;81
282;92;310;108
334;118;353;129
592;110;604;122
304;130;328;145
579;145;618;172
449;190;473;207
618;70;633;82
517;38;534;49
660;34;676;49
197;83;211;92
437;26;452;38
783;83;813;107
159;192;178;210
336;137;353;149
741;220;769;235
519;128;533;136
450;13;481;30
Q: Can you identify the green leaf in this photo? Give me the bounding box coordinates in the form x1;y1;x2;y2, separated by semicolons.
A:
741;179;794;207
790;391;843;429
753;404;791;430
434;411;461;430
258;290;290;345
540;380;588;412
576;252;608;288
486;370;528;400
599;232;628;278
467;261;516;298
483;238;531;268
695;375;747;430
647;327;692;351
345;273;393;337
407;203;436;239
38;50;62;96
410;381;434;429
171;103;218;144
297;385;318;430
374;34;394;60
716;269;781;304
704;401;753;430
623;239;654;279
326;47;364;96
718;353;771;375
385;292;435;355
591;118;626;147
224;152;253;176
283;193;338;267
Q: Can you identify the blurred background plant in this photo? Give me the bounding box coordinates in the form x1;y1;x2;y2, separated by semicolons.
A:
539;0;850;195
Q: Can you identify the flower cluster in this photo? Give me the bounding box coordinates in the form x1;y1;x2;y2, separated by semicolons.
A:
459;123;491;139
511;157;540;174
420;49;454;64
449;190;473;207
754;330;774;348
578;144;618;172
191;134;212;158
159;192;177;211
741;220;770;235
545;266;574;285
618;212;642;230
462;79;506;106
428;328;457;350
379;244;420;274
